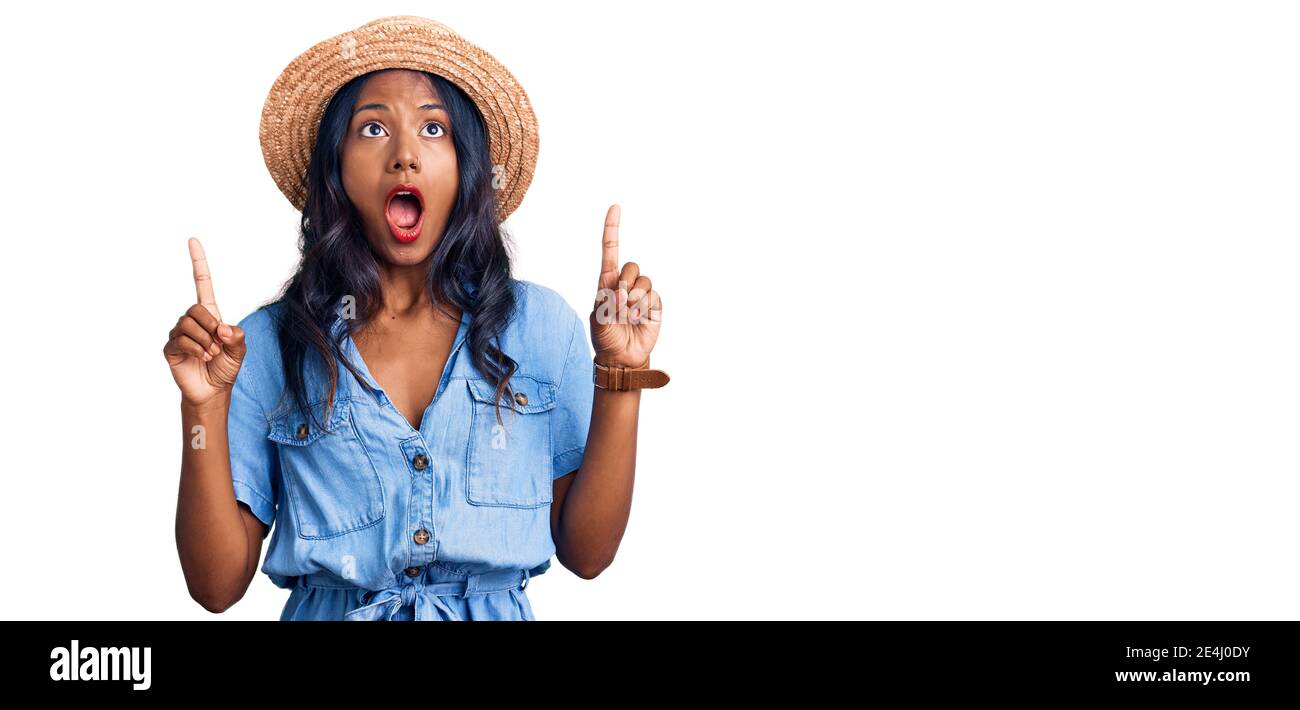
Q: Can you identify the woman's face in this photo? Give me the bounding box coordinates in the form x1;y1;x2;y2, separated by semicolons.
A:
341;69;459;267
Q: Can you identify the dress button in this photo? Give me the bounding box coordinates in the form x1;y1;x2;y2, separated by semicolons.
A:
413;454;429;470
413;529;430;545
296;423;308;439
514;392;528;406
404;566;422;577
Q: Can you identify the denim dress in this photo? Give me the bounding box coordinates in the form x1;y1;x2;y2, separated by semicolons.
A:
225;279;593;621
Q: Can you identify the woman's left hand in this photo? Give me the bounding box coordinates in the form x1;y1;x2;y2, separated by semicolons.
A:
589;204;662;368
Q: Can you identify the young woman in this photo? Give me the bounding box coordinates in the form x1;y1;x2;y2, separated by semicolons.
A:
167;17;668;620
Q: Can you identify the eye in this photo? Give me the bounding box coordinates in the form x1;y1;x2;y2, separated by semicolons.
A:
423;122;446;138
360;121;387;138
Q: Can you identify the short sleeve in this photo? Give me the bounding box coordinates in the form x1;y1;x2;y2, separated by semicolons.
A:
227;312;280;527
550;310;594;479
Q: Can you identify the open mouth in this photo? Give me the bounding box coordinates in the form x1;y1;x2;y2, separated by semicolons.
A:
385;183;424;243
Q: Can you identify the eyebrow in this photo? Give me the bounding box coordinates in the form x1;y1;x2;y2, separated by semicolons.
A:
353;102;448;116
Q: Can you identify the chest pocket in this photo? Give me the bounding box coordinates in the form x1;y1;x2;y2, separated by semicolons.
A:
465;375;557;508
267;398;385;539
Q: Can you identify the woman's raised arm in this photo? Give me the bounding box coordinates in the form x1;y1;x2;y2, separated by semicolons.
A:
167;238;260;613
554;205;665;577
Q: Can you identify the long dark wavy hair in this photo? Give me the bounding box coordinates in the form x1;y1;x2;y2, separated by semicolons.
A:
265;69;520;432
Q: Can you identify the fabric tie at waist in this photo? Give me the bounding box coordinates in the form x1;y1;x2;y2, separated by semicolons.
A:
316;567;530;621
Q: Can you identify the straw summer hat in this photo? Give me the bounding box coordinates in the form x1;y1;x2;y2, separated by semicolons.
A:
259;15;539;222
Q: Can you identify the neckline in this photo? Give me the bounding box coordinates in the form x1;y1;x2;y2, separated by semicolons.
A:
339;305;472;416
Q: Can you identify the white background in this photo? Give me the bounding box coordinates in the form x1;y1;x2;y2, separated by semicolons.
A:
0;0;1296;620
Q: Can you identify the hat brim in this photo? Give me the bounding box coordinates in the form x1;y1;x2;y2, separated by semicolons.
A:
259;16;538;223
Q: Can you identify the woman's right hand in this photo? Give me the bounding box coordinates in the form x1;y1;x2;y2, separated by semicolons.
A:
163;238;247;407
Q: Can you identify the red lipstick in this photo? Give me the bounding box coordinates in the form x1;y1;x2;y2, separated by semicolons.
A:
384;183;425;243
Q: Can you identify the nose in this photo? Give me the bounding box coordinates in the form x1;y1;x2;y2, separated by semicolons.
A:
389;136;419;173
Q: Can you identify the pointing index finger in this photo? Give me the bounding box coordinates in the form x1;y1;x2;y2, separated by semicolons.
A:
188;237;222;323
599;204;620;291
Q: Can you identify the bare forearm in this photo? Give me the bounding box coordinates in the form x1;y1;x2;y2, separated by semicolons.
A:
175;394;255;611
556;385;641;575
